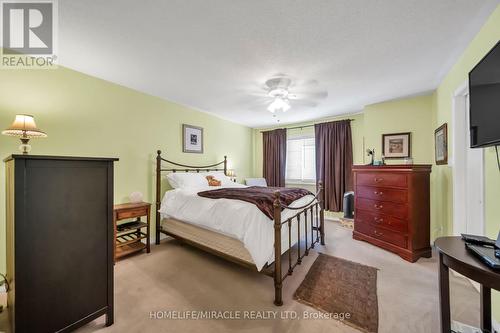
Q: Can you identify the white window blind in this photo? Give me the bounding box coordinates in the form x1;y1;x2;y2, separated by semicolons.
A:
286;137;316;183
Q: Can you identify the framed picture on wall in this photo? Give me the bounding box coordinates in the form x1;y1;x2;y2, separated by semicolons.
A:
435;123;448;165
382;132;411;159
182;124;203;153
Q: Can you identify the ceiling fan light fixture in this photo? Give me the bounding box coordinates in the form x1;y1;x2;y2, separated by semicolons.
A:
267;97;290;113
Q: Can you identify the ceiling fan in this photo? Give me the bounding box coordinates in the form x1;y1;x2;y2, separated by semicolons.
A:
246;74;328;113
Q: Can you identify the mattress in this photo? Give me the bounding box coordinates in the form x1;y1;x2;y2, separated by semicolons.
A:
159;186;316;271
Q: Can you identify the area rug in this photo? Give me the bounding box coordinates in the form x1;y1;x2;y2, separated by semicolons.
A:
293;253;379;333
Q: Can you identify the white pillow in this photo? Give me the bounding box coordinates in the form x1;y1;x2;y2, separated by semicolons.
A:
245;178;268;187
166;173;208;189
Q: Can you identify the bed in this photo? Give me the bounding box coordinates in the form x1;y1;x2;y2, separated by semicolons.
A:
154;150;325;305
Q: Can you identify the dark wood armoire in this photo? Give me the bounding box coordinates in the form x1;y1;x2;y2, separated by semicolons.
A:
352;164;432;262
3;155;118;332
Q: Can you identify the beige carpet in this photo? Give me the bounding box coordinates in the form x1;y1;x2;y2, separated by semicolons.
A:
76;221;480;333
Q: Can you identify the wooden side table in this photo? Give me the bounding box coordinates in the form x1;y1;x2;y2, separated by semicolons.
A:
113;202;151;261
435;237;500;333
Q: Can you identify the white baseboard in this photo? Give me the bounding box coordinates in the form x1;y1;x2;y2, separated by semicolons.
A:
493;318;500;333
450;271;500;333
452;320;481;333
451;270;481;292
451;320;499;333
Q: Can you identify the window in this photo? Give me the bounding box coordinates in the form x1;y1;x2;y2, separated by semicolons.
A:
286;137;316;183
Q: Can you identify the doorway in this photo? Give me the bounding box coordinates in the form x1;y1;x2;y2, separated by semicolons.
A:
452;81;485;236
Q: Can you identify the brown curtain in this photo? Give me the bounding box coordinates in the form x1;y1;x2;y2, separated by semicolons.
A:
263;129;287;187
315;120;353;212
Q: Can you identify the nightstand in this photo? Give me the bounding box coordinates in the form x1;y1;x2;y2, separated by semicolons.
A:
113;202;151;261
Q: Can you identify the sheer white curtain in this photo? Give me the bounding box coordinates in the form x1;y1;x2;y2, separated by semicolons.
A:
286;136;316;183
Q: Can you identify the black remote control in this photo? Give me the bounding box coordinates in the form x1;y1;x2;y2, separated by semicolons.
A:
461;234;496;246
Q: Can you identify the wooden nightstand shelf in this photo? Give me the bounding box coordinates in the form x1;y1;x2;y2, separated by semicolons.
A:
113;202;151;261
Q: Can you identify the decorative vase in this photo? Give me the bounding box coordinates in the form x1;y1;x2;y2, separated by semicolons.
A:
129;191;143;203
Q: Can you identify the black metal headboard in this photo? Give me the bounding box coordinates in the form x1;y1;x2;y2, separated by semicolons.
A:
154;150;227;243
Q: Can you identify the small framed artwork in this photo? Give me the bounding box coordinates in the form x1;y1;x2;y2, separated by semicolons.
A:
382;132;411;159
182;124;203;153
435;123;448;165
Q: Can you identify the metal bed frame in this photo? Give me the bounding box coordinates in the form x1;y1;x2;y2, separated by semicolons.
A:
155;150;325;305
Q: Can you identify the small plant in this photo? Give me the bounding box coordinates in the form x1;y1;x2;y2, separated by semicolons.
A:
366;148;375;165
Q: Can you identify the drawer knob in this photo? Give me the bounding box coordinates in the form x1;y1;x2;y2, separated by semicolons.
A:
374;217;384;223
374;204;384;210
374;191;384;195
374;178;384;183
374;230;384;236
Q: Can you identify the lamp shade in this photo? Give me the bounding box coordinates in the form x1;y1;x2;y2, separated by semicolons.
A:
2;114;47;138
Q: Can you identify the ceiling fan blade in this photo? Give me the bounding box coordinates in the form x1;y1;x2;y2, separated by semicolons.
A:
289;100;318;108
227;94;269;108
245;99;272;109
289;79;319;89
289;91;328;100
235;85;268;95
246;91;269;98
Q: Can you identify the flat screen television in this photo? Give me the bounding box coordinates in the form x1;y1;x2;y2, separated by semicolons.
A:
469;40;500;148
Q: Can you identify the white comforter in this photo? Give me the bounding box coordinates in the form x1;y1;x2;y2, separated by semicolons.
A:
159;185;315;271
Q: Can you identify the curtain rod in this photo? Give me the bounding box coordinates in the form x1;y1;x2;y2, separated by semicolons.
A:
260;119;355;133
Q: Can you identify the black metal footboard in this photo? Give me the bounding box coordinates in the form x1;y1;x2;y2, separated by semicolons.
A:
272;182;325;306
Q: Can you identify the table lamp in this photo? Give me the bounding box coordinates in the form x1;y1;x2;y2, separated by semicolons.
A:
227;169;237;182
2;114;47;154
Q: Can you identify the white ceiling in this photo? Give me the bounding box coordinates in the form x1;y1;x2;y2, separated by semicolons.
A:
58;0;499;128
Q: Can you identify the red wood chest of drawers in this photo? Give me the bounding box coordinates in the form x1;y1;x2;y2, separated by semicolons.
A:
352;165;432;262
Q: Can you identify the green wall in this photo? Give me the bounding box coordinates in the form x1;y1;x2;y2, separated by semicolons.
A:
432;4;500;323
0;3;499;323
363;95;441;241
433;4;500;239
0;66;253;273
363;95;434;165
